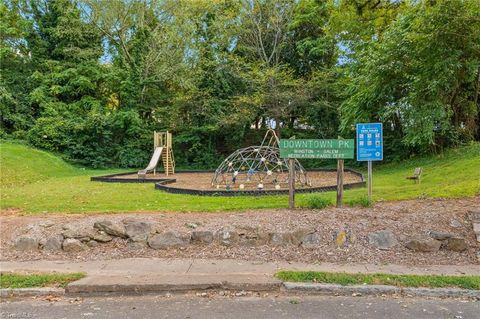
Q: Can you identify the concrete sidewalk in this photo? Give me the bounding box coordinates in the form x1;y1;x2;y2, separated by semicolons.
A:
1;258;479;296
1;258;479;276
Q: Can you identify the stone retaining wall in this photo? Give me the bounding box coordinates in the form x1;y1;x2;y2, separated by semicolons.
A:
13;218;469;254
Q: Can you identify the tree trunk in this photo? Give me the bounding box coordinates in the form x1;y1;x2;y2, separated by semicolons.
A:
274;117;281;138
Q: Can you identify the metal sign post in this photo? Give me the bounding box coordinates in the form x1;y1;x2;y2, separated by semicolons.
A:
356;123;383;201
367;160;372;201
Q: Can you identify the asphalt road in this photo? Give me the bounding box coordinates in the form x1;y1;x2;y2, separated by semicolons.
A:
1;295;478;319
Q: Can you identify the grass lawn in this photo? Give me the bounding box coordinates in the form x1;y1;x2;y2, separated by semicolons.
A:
276;271;480;290
0;141;479;214
0;272;85;288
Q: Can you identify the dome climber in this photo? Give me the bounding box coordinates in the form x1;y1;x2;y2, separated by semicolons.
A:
211;130;311;190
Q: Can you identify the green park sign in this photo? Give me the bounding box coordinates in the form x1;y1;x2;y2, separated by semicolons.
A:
279;139;355;159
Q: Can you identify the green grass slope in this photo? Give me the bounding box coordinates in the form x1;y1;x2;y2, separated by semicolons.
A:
358;143;480;200
0;143;79;187
305;142;480;205
0;141;479;214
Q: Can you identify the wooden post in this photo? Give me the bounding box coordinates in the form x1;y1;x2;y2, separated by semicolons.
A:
288;158;295;209
336;159;344;208
165;131;169;176
153;131;157;176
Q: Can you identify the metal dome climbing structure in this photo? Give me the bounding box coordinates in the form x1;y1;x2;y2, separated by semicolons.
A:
211;130;310;190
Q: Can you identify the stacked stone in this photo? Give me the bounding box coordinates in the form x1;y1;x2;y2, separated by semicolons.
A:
12;219;473;253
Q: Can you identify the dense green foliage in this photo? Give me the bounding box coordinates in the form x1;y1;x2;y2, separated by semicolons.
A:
276;271;480;290
1;0;479;167
305;195;332;209
1;141;478;213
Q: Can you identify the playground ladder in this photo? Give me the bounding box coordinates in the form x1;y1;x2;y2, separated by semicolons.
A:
154;131;175;176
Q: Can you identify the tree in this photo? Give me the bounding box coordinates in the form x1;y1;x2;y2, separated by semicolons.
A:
25;0;124;167
340;0;480;153
234;0;304;136
1;0;478;168
286;0;335;77
85;0;191;116
165;1;249;166
0;0;34;135
285;0;341;138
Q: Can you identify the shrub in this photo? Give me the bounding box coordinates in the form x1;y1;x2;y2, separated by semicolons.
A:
306;196;332;209
346;196;372;208
28;107;151;168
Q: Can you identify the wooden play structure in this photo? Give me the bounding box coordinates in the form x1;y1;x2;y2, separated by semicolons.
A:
138;131;175;178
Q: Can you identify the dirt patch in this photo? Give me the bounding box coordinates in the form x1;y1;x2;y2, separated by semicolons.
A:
1;197;479;266
106;170;362;190
0;208;24;216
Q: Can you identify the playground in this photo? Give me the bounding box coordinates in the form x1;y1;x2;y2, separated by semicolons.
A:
101;171;362;190
91;130;365;195
2;4;480;315
1;140;479;266
1;140;479;214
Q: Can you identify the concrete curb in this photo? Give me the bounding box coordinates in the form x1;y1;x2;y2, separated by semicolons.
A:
2;281;479;299
283;282;480;298
0;287;65;298
65;275;282;296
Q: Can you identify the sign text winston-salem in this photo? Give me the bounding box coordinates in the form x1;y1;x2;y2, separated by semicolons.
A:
279;139;354;159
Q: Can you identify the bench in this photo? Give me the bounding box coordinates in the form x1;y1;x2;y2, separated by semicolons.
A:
406;167;422;184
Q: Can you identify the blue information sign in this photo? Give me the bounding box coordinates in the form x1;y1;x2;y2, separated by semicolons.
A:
356;123;383;161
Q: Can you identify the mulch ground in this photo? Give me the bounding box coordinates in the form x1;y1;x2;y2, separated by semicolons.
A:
1;197;479;266
109;170;362;190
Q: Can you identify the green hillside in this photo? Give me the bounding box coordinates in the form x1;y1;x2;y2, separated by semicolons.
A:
1;143;79;187
0;141;479;214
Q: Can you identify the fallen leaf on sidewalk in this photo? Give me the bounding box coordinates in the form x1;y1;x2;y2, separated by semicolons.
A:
45;294;62;302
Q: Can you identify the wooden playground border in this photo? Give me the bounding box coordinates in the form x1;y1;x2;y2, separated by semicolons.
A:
91;169;365;196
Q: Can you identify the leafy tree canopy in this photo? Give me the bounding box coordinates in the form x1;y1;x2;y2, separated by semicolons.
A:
1;0;479;167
